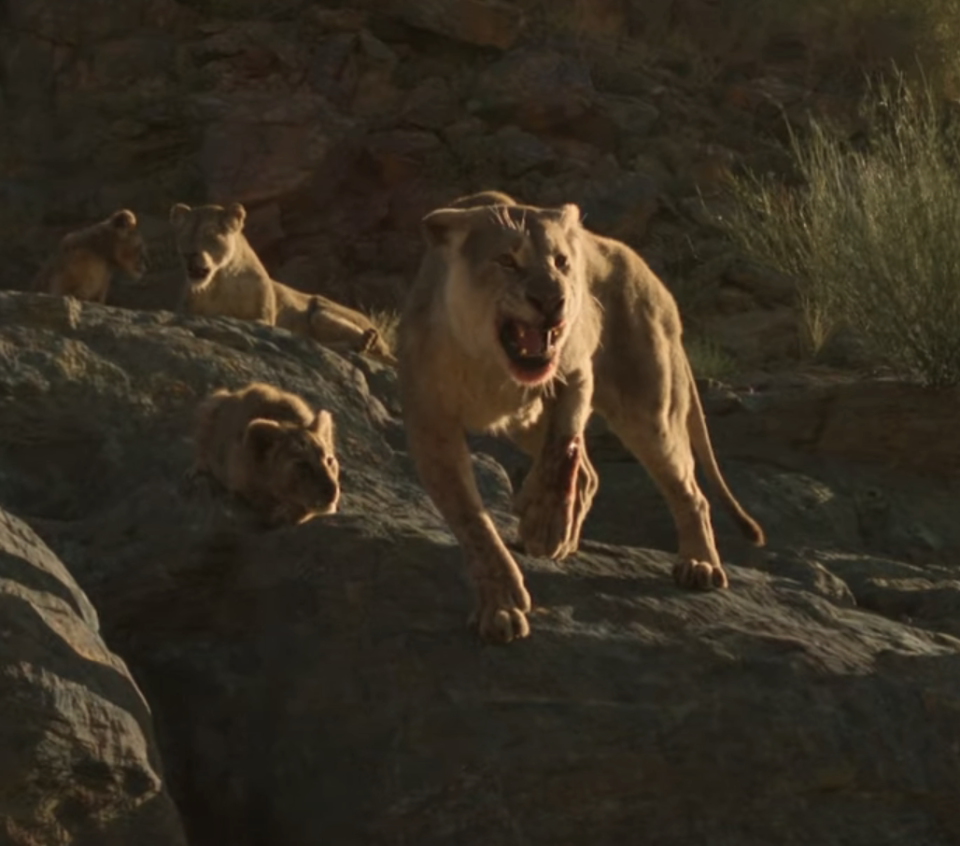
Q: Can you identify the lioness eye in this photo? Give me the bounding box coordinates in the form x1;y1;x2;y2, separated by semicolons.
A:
496;253;520;271
554;253;569;271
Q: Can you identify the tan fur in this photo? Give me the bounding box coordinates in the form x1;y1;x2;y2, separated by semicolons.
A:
169;202;277;324
274;281;396;362
31;209;148;303
398;191;765;643
192;382;340;527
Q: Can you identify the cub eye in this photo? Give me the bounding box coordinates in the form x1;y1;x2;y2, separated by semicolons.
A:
554;253;569;272
325;456;338;469
496;253;520;271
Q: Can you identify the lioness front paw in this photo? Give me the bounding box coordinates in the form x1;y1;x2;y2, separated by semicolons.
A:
673;558;729;590
517;436;597;560
518;488;577;559
469;576;532;644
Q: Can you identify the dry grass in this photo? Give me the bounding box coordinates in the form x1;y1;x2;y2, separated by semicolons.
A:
717;76;960;387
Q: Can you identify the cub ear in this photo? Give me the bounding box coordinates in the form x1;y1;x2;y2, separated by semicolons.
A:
222;202;247;233
420;207;476;248
169;203;191;225
244;418;283;458
310;409;334;443
110;209;137;230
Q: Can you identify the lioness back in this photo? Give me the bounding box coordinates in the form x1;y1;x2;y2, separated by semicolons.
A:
194;381;340;526
31;209;148;303
169;202;277;324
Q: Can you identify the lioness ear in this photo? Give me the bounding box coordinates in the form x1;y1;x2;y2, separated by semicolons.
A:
420;208;474;248
559;203;581;229
310;409;334;443
169;203;191;225
110;209;137;230
222;202;247;233
244;418;283;458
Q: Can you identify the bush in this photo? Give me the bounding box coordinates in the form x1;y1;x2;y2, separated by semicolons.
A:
717;77;960;387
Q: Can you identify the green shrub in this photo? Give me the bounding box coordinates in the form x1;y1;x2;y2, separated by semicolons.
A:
718;77;960;387
684;335;738;382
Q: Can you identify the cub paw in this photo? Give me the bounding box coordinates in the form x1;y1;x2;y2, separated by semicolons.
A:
673;558;729;590
469;574;532;644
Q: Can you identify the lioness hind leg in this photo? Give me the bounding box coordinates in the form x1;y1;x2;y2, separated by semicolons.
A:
604;409;727;590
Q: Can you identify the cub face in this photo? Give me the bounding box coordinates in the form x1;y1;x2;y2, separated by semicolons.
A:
420;201;587;387
169;202;246;288
243;409;340;520
106;209;149;281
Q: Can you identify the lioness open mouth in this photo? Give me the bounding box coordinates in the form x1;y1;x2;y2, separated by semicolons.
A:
498;318;563;385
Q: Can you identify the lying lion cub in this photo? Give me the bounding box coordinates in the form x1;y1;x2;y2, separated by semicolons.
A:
192;382;340;527
398;190;765;643
31;209;149;303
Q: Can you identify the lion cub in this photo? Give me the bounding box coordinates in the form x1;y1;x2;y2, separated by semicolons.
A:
169;202;278;324
31;209;148;303
192;382;340;527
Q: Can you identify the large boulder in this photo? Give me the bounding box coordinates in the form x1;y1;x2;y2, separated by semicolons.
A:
1;291;960;844
0;506;186;845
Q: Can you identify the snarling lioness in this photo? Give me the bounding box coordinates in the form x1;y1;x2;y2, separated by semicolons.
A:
398;190;765;643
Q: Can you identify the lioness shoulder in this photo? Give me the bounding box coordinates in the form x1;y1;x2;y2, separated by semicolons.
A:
31;209;148;303
192;381;340;526
169;202;277;325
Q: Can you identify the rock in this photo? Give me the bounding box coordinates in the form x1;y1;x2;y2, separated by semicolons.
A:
0;506;187;845
370;0;526;50
701;305;800;368
194;93;356;206
472;50;595;132
2;292;960;844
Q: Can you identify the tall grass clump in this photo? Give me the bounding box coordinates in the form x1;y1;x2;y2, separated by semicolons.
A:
719;77;960;387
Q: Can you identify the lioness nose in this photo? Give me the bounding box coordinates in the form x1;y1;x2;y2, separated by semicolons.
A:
526;293;565;326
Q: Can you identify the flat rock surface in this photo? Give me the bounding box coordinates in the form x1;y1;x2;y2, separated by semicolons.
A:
1;292;959;845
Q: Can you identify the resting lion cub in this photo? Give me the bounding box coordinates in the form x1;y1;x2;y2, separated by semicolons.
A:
169;202;278;324
31;209;148;303
398;190;764;643
192;382;340;527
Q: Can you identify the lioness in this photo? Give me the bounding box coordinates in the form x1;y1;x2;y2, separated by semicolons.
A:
192;382;340;527
31;209;149;303
169;202;278;324
398;191;765;643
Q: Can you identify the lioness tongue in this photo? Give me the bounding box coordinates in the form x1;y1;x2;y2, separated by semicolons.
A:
513;322;545;356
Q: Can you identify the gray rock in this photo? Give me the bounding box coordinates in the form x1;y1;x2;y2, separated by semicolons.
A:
0;506;187;845
1;292;960;844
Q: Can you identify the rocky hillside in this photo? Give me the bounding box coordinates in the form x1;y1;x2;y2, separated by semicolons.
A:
4;2;960;843
1;0;866;372
2;291;960;844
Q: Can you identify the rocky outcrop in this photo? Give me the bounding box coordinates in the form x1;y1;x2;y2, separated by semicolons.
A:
0;0;844;371
0;505;187;845
1;291;959;844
